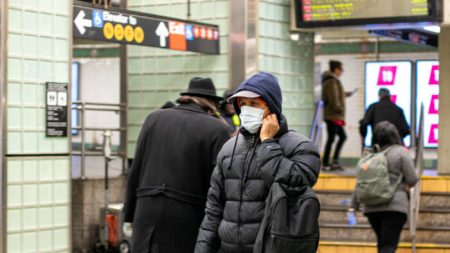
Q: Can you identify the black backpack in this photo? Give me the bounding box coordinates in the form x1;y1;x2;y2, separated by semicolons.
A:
253;183;320;253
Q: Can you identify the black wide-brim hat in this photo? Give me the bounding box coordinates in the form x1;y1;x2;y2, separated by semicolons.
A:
180;77;223;101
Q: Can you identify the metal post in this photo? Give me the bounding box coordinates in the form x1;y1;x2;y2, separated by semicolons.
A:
103;130;112;249
81;103;86;179
187;0;191;19
120;0;128;176
411;104;424;253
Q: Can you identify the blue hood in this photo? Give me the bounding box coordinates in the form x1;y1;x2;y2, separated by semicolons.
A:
232;72;283;122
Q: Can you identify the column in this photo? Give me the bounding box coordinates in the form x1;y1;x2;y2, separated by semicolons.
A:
438;0;450;175
4;0;72;252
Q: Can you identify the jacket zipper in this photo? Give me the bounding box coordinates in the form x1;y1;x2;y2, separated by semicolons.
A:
238;135;258;244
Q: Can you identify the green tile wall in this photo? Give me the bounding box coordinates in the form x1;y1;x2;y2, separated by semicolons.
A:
7;0;71;252
7;3;69;155
127;0;229;157
259;0;315;135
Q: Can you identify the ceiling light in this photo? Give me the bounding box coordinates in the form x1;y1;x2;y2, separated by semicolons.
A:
424;25;441;34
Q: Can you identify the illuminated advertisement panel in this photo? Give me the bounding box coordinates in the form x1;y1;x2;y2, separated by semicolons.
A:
416;60;439;148
364;61;412;147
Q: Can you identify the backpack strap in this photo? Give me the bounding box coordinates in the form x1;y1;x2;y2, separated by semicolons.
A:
379;146;394;156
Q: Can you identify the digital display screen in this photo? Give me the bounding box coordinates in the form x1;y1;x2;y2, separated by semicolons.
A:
301;0;428;22
364;61;412;147
416;60;439;148
295;0;439;28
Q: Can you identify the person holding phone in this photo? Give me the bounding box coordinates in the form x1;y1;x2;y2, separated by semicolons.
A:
321;60;355;171
194;72;321;253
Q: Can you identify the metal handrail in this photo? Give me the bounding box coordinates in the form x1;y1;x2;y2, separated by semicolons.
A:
72;127;126;131
72;151;126;156
410;104;425;253
309;100;324;149
72;101;126;107
72;102;125;112
72;106;125;112
71;101;126;179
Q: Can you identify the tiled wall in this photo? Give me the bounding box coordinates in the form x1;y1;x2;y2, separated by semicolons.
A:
259;0;315;135
6;0;71;252
127;0;229;157
7;158;70;252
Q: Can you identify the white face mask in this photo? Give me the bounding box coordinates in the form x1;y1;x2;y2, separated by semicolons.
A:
239;105;266;134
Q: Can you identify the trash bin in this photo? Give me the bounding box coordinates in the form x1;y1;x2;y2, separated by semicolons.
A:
99;203;133;253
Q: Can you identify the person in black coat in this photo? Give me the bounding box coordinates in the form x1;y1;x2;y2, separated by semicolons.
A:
123;77;230;253
359;88;410;147
194;72;321;253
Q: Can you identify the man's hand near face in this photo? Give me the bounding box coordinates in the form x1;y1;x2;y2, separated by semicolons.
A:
260;114;280;142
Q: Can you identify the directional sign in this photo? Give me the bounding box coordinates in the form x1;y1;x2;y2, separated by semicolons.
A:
156;22;169;47
74;10;92;34
73;3;220;54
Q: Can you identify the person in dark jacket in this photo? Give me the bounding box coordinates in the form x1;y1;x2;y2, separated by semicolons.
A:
219;90;241;135
194;72;321;253
322;60;355;171
359;88;410;147
123;77;230;253
161;100;175;109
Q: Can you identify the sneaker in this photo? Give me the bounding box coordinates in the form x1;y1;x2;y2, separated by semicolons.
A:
322;165;331;171
331;161;344;171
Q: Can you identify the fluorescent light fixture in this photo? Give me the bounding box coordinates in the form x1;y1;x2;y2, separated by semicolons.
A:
424;25;441;34
290;33;300;41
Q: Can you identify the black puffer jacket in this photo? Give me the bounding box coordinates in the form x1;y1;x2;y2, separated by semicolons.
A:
195;120;321;253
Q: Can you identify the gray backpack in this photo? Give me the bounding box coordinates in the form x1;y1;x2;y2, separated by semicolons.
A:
355;147;402;206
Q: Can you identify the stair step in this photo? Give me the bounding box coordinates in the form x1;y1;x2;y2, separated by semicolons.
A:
314;174;450;193
318;241;450;253
316;190;450;209
320;224;450;244
320;206;450;227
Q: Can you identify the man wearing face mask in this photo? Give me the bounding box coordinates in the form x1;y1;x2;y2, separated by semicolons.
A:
194;72;321;253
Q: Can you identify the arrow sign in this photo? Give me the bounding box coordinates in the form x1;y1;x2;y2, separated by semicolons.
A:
73;4;220;54
74;10;92;35
155;22;169;47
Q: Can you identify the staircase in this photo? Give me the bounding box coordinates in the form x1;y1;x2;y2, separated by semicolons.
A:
315;174;450;252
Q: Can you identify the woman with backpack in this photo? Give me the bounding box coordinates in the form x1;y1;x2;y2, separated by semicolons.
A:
349;121;419;253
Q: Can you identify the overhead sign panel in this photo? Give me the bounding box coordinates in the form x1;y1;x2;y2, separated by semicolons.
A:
364;61;412;147
416;60;439;148
295;0;441;28
369;29;438;48
73;3;220;54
